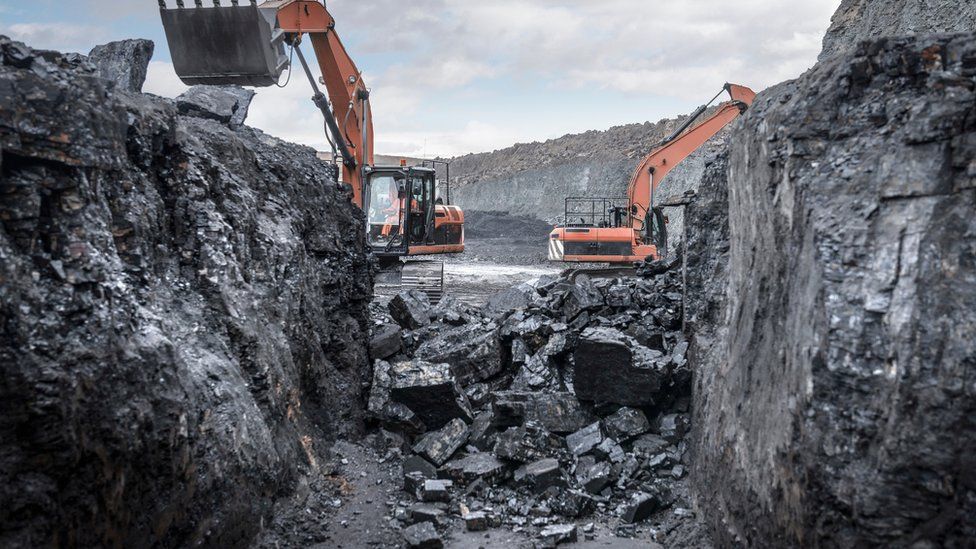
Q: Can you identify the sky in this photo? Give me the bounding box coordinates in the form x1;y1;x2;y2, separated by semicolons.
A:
0;0;841;158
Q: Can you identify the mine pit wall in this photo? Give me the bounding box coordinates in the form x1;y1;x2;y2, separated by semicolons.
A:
0;42;371;547
687;33;976;546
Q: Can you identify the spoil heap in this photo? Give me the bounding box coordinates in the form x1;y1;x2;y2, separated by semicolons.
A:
0;38;371;547
368;258;709;546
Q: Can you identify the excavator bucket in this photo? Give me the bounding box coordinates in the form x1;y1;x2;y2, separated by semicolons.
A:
159;1;289;87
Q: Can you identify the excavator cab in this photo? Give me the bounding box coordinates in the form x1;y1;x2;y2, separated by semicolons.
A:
364;167;438;257
159;1;289;87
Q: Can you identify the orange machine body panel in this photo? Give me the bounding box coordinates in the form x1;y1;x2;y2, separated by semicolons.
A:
548;226;657;263
411;205;465;255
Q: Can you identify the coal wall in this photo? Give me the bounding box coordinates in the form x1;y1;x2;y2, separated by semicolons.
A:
0;39;372;547
688;33;976;547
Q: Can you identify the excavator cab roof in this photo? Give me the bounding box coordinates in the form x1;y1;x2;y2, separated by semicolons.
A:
159;1;289;87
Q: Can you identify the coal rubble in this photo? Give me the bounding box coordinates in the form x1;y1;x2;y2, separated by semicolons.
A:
368;258;699;545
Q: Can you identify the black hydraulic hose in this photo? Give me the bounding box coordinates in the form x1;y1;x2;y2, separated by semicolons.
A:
658;85;729;147
293;43;356;168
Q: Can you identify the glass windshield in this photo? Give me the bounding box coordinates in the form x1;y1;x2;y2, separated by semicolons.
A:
366;174;404;248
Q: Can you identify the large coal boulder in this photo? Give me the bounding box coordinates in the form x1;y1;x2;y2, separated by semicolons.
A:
690;33;976;547
573;327;669;407
87;39;154;92
414;321;504;385
0;39;372;548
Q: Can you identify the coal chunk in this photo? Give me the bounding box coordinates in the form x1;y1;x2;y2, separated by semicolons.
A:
620;492;660;524
655;413;689;442
464;510;488;531
549;489;594;519
419;479;451;502
514;458;565;493
414;322;504;385
602;407;650;441
403;455;439;486
492;392;596;434
177;85;256;128
441;453;509;485
389;289;432;330
87;39;154;92
565;422;603;456
593;438;626;463
370;323;403;360
578;461;611;494
631;433;669;459
389;360;473;429
486;285;532;317
402;521;443;548
407;504;445;525
539;524;577;546
468;410;498;451
367;360;425;432
412;418;470;466
494;422;565;463
573;327;669;406
562;276;605;320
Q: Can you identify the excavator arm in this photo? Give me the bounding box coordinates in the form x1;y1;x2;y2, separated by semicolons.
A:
625;83;755;234
160;0;373;206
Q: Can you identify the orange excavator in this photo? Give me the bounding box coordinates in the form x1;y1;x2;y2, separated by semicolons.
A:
549;83;755;263
158;0;463;299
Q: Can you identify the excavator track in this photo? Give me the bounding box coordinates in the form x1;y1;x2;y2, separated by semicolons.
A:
374;260;445;304
400;261;445;304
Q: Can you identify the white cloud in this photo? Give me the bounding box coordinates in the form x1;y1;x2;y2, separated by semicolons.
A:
143;61;189;98
129;0;844;157
1;22;109;53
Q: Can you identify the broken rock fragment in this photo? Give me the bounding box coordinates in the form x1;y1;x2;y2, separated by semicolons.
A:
620;492;660;524
494;422;565;463
419;479;452;502
655;413;689;442
464;510;488;531
565;422;603;456
369;323;403;360
390;289;432;330
367;360;425;432
88;39;154;92
412;418;470;466
492;392;595;434
562;276;605;320
573;327;669;406
578;461;612;494
414;321;503;385
602;407;651;441
389;360;473;429
441;453;509;485
539;524;577;546
514;458;565;493
631;433;670;459
402;521;443;548
177;85;256;128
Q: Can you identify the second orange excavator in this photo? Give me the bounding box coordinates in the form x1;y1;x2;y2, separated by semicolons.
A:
548;83;755;263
